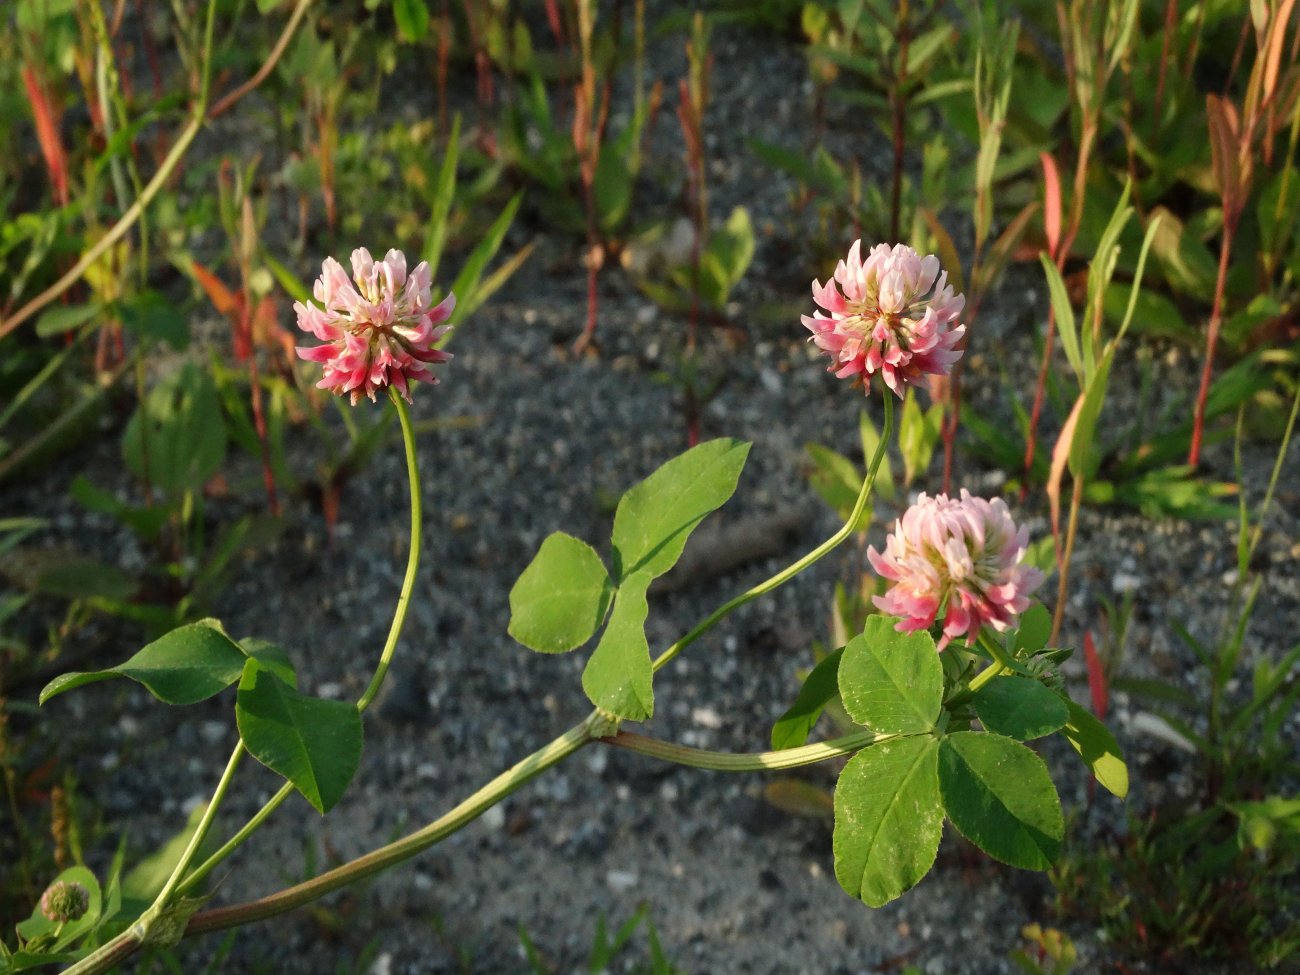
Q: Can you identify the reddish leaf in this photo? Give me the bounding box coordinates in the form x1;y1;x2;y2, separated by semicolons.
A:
1206;94;1242;218
542;0;565;45
1083;630;1109;720
21;65;69;206
1046;389;1085;554
191;261;243;318
1259;0;1297;111
1039;152;1061;261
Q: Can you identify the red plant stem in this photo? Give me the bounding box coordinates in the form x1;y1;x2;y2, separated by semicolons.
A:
1223;13;1253;96
571;31;606;356
677;78;705;356
1187;224;1235;467
208;0;312;120
688;174;702;355
1050;469;1085;645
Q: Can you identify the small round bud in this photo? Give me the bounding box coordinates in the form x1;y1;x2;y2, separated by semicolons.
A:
40;880;90;923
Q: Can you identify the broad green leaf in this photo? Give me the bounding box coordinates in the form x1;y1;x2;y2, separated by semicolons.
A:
833;736;942;907
40;619;246;705
972;677;1068;740
122;363;226;496
239;637;297;688
611;439;750;580
236;661;363;814
509;532;614;653
938;731;1063;870
35;302;100;337
839;616;942;734
1012;604;1052;655
1061;699;1129;798
15;865;102;949
392;0;429;41
771;647;843;750
581;571;653;721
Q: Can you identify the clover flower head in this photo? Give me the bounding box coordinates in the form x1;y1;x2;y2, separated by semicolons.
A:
40;880;90;923
295;247;454;404
803;241;966;396
868;489;1043;650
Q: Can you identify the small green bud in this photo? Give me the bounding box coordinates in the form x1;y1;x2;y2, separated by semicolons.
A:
40;880;89;923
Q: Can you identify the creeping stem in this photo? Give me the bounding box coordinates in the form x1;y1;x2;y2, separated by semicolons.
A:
652;392;895;673
604;728;898;772
186;717;597;936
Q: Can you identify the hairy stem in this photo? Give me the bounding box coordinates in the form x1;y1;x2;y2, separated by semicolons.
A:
1187;224;1235;468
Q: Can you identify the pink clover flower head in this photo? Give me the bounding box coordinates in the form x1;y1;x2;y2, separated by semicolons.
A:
803;241;966;396
867;489;1044;650
295;247;454;404
40;880;90;923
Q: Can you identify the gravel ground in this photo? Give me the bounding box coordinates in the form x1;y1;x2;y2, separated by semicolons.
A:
4;11;1299;975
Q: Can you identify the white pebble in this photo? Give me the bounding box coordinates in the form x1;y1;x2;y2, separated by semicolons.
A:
1112;572;1143;593
605;869;638;894
691;707;724;729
